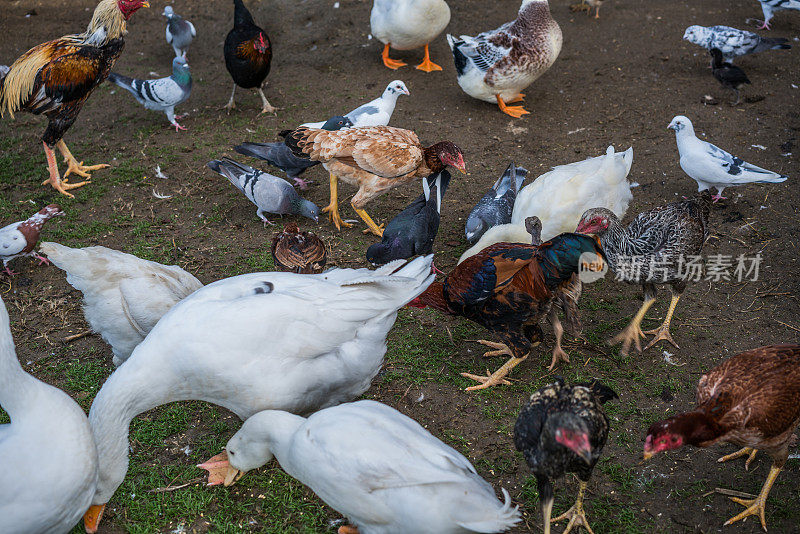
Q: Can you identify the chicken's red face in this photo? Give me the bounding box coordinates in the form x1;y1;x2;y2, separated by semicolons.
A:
117;0;149;20
254;33;268;53
555;427;592;464
575;210;611;235
643;427;684;460
434;142;466;174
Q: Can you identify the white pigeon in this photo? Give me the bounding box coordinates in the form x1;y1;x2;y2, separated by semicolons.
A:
0;204;63;276
219;400;521;533
668;115;788;201
683;25;790;62
756;0;800;29
301;80;409;128
107;56;192;132
163;5;196;58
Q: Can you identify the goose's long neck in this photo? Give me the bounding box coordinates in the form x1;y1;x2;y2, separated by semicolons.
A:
0;307;39;418
88;358;176;504
256;411;305;467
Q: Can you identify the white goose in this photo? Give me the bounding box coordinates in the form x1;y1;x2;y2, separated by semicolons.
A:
40;242;203;366
220;400;521;534
83;256;435;532
0;295;99;534
370;0;451;72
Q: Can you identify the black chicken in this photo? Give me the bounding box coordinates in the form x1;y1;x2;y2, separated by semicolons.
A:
710;48;751;105
366;170;450;265
514;378;618;534
223;0;275;114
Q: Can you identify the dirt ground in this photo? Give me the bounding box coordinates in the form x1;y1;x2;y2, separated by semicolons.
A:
1;0;799;532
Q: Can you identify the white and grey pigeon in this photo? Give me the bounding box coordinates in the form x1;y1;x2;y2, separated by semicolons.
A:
0;205;63;276
207;158;321;225
465;162;527;245
755;0;800;29
301;80;409;128
107;56;192;132
163;5;196;58
668;115;788;202
683;25;790;62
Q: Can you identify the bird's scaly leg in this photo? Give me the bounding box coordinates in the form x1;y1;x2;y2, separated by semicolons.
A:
723;464;782;531
415;44;442;72
609;297;655;356
352;206;384;237
41;142;85;198
462;345;529;391
594;5;600;18
643;293;681;350
222;83;236;112
718;447;759;471
257;87;279;115
322;173;352;230
56;140;107;181
495;94;529;118
551;480;596;534
381;43;407;70
549;309;570;371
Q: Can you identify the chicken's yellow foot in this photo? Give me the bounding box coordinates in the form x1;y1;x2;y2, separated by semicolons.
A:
57;140;108;179
415;44;442;72
462;353;528;391
718;447;759;471
322;173;352;230
381;43;407;70
609;297;655;356
723;464;782;531
643;293;681;350
476;339;514;358
496;95;529;118
41;142;88;198
551;480;595;534
352;206;384;237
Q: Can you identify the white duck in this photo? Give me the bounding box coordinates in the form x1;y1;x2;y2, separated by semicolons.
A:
0;295;99;534
82;256;435;533
40;242;203;367
446;0;562;118
458;146;633;263
370;0;451;72
218;400;521;534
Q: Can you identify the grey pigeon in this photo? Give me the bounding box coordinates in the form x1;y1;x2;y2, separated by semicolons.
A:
163;5;196;58
683;25;790;62
108;56;192;131
234;116;352;189
207;158;320;224
464;162;527;244
301;80;409;128
756;0;800;29
366;171;450;265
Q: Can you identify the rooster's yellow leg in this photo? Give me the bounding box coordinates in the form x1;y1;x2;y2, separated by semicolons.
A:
609;297;655;356
549;310;570;371
41;142;86;197
724;464;782;531
461;353;528;391
322;173;352;230
643;293;681;350
352;206;385;237
495;94;529;118
415;44;443;72
257;87;278;115
56;140;108;179
718;447;759;470
475;339;514;358
551;480;595;534
381;43;407;70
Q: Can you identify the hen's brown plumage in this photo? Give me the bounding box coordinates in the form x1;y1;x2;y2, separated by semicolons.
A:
271;223;326;274
285;126;465;237
644;345;800;530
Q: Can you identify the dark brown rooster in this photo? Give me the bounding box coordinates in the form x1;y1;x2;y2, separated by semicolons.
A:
0;0;149;197
285;125;465;237
223;0;275;114
271;223;327;274
409;233;606;391
644;345;800;531
576;192;710;356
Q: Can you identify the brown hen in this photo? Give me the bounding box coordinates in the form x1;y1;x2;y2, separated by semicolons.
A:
644;344;800;531
271;223;327;274
285;126;465;236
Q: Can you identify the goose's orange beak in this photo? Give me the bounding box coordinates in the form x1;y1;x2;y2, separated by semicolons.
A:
84;503;106;533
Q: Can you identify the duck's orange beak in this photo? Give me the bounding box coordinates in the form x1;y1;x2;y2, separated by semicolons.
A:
84;503;106;533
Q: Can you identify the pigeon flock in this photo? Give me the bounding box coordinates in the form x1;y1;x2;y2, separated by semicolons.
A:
0;0;797;533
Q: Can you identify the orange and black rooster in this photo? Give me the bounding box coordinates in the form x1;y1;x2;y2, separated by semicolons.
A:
409;233;606;391
644;344;800;530
0;0;149;197
223;0;275;114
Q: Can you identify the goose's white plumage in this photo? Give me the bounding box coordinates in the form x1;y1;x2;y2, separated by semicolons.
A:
87;256;435;510
458;146;633;263
226;400;520;534
370;0;451;51
40;242;203;366
0;296;98;534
